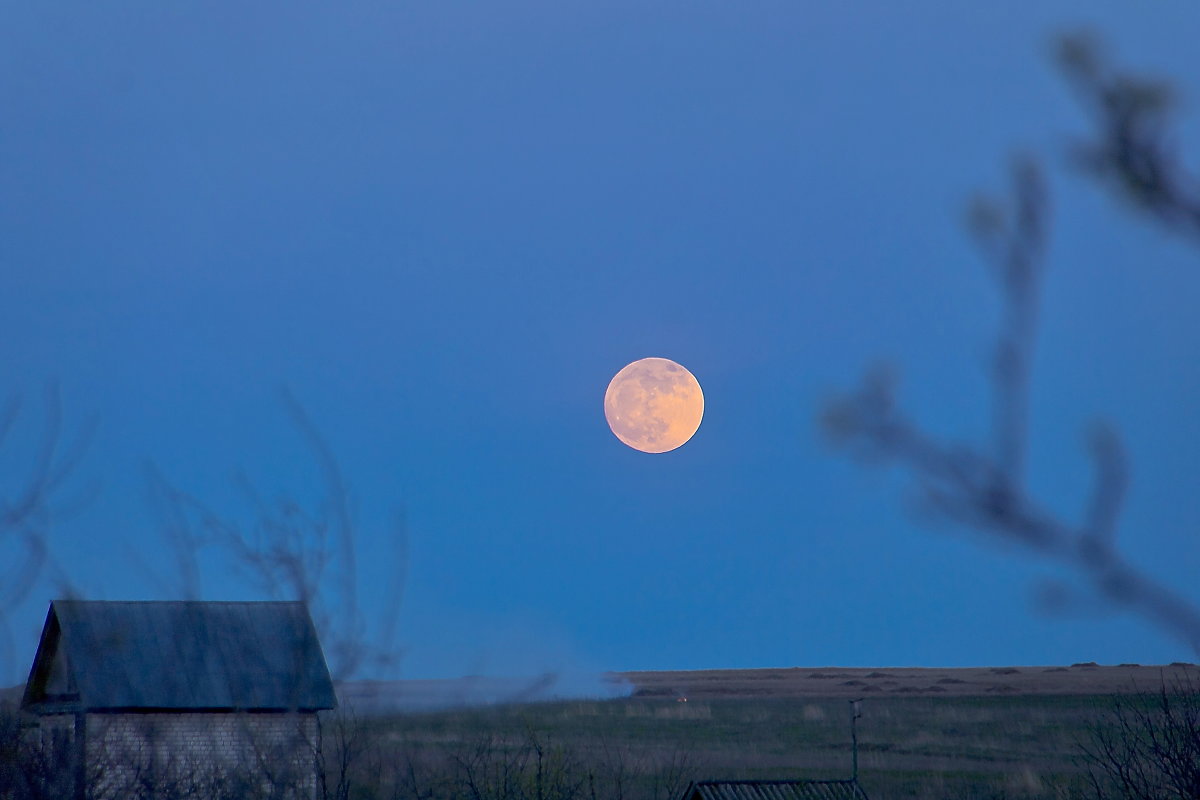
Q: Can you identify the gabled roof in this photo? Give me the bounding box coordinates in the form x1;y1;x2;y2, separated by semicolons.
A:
681;780;869;800
22;600;336;713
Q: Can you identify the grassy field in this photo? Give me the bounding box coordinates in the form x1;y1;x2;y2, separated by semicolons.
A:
375;694;1101;799
355;664;1197;800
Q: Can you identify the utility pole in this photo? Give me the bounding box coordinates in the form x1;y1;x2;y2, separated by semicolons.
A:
849;698;863;782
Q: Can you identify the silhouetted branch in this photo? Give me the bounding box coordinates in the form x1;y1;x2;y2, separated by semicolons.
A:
281;388;360;633
975;156;1046;491
0;385;91;675
1057;32;1200;241
825;147;1200;655
144;391;406;681
1082;423;1128;554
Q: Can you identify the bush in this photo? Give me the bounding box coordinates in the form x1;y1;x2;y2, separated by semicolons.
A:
1079;671;1200;799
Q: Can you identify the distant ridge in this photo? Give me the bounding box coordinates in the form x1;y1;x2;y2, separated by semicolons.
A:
621;663;1197;701
7;664;1194;716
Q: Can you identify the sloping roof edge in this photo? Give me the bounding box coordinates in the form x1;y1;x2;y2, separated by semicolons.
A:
20;603;67;712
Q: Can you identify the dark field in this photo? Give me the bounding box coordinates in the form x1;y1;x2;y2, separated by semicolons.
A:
357;664;1196;800
5;663;1193;798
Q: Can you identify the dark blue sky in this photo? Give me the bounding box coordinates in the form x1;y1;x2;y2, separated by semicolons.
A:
3;1;1199;683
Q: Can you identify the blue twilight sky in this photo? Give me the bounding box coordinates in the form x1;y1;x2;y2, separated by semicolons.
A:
3;1;1200;685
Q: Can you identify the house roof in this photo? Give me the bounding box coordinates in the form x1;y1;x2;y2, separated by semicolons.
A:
22;600;336;713
681;780;869;800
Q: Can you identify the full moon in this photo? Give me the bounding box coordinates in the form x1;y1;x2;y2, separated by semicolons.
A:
604;357;704;453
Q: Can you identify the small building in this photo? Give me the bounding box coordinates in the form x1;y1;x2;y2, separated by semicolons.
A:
679;780;870;800
21;600;336;799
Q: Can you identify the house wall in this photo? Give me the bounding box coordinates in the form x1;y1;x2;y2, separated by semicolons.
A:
75;712;319;799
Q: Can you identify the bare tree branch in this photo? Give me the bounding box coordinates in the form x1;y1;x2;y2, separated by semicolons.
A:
0;385;91;675
143;391;407;681
825;136;1200;655
1056;32;1200;241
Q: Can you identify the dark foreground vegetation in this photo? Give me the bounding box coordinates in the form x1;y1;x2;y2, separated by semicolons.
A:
368;680;1198;800
4;669;1197;800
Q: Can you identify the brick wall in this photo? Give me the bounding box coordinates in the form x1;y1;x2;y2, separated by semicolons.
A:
62;711;319;799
